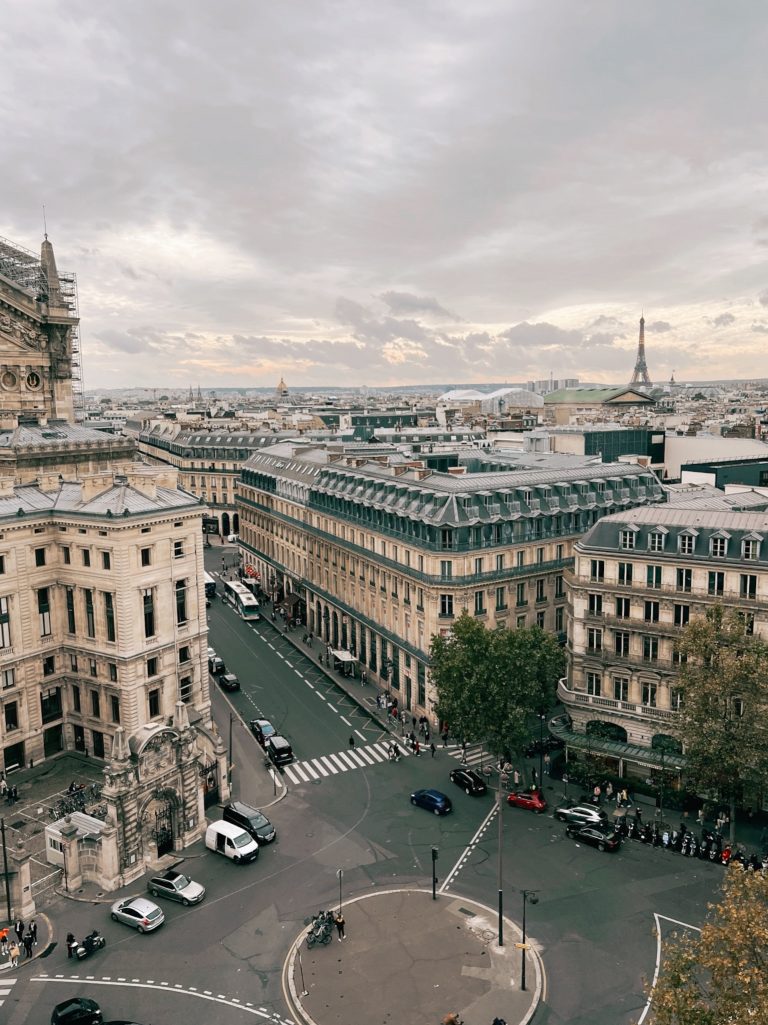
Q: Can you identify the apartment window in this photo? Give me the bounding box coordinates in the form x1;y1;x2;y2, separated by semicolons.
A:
646;565;662;589
710;536;727;558
670;687;684;710
496;554;504;571
614;631;630;657
4;700;18;732
0;555;5;575
0;596;10;648
536;547;544;564
620;530;636;550
101;551;111;570
89;659;98;678
417;588;424;610
586;672;601;696
91;690;101;718
674;604;690;627
495;586;506;611
536;579;546;603
404;582;411;605
588;593;603;616
740;574;757;600
84;588;95;638
140;547;152;567
148;688;160;718
175;579;188;624
72;684;81;712
1;668;14;690
618;562;633;586
742;611;755;636
615;597;630;619
708;571;724;596
516;582;527;607
440;560;453;580
62;587;76;634
108;663;118;683
35;547;46;567
147;656;158;677
516;551;525;568
474;590;485;616
642;682;658;707
555;606;564;632
439;594;454;617
174;540;184;558
474;558;483;575
104;592;116;642
742;538;760;560
69;654;78;672
536;611;545;628
82;548;91;567
61;545;71;565
516;615;526;628
556;544;564;561
648;532;665;553
37;587;52;636
642;636;659;661
179;645;191;664
440;529;455;551
179;676;193;704
143;589;156;638
676;568;692;593
679;534;695;555
590;559;604;582
613;676;629;701
110;695;120;724
43;655;55;677
586;627;602;652
672;649;688;666
644;600;660;623
555;574;565;598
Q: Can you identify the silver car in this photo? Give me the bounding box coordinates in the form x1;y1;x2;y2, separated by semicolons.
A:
110;896;165;933
147;869;205;906
554;803;609;826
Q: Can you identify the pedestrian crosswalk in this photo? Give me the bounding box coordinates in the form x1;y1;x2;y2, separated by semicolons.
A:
282;741;411;784
0;978;17;1008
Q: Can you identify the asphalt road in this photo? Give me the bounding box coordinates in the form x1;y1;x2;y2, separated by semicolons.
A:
12;552;727;1025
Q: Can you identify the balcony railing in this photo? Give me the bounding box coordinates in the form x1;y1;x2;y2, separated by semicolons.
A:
557;676;680;723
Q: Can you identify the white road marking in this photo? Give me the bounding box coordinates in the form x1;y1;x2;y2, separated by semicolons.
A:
440;800;499;893
637;913;701;1025
340;715;352;726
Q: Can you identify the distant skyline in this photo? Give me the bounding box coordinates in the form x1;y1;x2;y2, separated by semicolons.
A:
2;2;767;390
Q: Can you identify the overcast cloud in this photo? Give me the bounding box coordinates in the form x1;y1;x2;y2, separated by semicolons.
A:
2;1;767;390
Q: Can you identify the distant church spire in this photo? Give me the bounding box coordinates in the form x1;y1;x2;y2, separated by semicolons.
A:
629;315;652;389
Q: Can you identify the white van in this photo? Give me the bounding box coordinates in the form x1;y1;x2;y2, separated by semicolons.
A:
205;820;259;863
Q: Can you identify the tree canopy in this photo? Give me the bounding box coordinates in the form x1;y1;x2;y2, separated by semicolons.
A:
673;606;768;840
650;866;768;1025
429;613;565;757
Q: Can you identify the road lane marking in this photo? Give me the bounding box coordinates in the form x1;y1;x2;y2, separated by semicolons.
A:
340;715;352;726
440;799;499;893
638;913;701;1025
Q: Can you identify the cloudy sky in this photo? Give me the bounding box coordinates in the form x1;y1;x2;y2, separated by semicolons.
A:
2;1;767;390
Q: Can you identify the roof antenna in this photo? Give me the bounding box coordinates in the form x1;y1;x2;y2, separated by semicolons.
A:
42;203;48;241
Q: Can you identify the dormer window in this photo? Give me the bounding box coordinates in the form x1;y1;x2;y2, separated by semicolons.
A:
679;534;695;556
649;532;665;553
742;536;762;561
710;536;728;558
619;529;636;550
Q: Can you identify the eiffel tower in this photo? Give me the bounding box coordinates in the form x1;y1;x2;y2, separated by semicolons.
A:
629;315;652;389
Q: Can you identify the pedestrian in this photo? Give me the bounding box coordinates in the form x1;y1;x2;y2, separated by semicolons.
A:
349;735;356;749
696;806;704;827
461;740;468;764
531;768;538;786
361;670;367;685
513;768;521;787
14;919;23;943
23;934;33;959
605;782;614;800
544;752;551;776
430;742;436;758
0;927;9;955
0;777;6;798
424;729;430;744
592;783;601;803
9;942;19;968
66;932;76;959
334;911;346;941
29;919;37;946
414;740;420;757
442;732;449;748
760;826;768;854
634;805;642;822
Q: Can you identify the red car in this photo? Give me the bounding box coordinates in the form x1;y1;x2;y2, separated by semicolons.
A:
506;788;547;813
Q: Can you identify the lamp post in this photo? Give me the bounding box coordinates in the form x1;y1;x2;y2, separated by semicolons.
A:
431;846;438;901
538;713;546;788
520;889;539;992
497;785;504;946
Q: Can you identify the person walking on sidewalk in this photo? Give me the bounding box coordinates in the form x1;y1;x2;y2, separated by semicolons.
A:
14;919;23;944
0;926;9;955
9;941;19;968
23;933;33;959
334;911;346;941
430;742;436;758
29;919;38;947
349;735;356;749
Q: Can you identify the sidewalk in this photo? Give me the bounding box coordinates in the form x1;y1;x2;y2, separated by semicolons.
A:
285;890;541;1025
0;913;53;972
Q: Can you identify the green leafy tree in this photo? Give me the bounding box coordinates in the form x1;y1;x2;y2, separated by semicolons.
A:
429;613;565;757
649;867;768;1025
674;606;768;842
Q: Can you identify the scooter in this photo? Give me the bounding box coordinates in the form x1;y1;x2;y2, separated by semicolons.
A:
75;930;106;960
709;835;723;862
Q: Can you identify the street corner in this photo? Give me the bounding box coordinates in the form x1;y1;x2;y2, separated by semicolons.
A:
283;888;542;1025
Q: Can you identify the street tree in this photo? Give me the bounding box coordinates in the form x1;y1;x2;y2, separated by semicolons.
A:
674;606;768;843
650;866;768;1025
429;613;565;757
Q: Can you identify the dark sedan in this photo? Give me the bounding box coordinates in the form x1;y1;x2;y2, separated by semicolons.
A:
565;822;622;852
250;718;277;746
51;999;102;1025
410;788;452;815
449;767;487;795
506;788;547;813
218;672;240;692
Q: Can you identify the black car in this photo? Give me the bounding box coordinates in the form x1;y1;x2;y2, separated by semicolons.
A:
218;672;240;692
523;735;565;758
223;801;277;844
565;822;622;852
249;718;277;746
51;998;102;1025
449;767;487;795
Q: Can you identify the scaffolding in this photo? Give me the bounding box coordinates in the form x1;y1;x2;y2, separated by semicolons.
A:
0;234;85;418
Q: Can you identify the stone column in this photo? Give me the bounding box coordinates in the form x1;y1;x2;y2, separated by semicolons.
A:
8;840;36;920
59;818;83;893
98;821;122;892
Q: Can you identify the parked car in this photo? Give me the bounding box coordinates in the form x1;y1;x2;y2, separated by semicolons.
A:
265;735;294;766
250;718;277;746
208;654;225;675
449;767;487;795
506;788;547;813
205;819;259;863
219;672;240;692
147;869;206;905
410;788;452;816
522;736;565;758
110;896;165;933
223;801;277;844
227;533;239;543
554;803;609;826
51;999;102;1025
565;823;622;852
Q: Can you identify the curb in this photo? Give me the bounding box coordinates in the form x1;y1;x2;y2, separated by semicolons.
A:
0;912;54;973
280;887;543;1025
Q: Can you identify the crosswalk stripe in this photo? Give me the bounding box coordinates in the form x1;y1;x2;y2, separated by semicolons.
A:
301;761;320;779
339;751;360;769
310;758;329;777
355;747;376;765
328;753;350;772
318;755;337;774
292;763;312;782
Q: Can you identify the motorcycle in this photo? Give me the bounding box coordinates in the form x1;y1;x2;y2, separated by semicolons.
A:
709;835;723;862
306;910;334;948
75;930;106;960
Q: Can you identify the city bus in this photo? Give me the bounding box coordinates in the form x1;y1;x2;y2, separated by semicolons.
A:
223;580;261;621
204;572;217;600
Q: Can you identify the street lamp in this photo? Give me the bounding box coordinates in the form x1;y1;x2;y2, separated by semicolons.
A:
538;713;546;788
520;889;539;992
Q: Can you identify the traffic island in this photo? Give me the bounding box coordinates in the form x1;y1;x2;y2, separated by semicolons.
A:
284;888;541;1025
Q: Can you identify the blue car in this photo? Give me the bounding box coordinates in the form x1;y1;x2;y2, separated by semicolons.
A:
410;788;452;816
